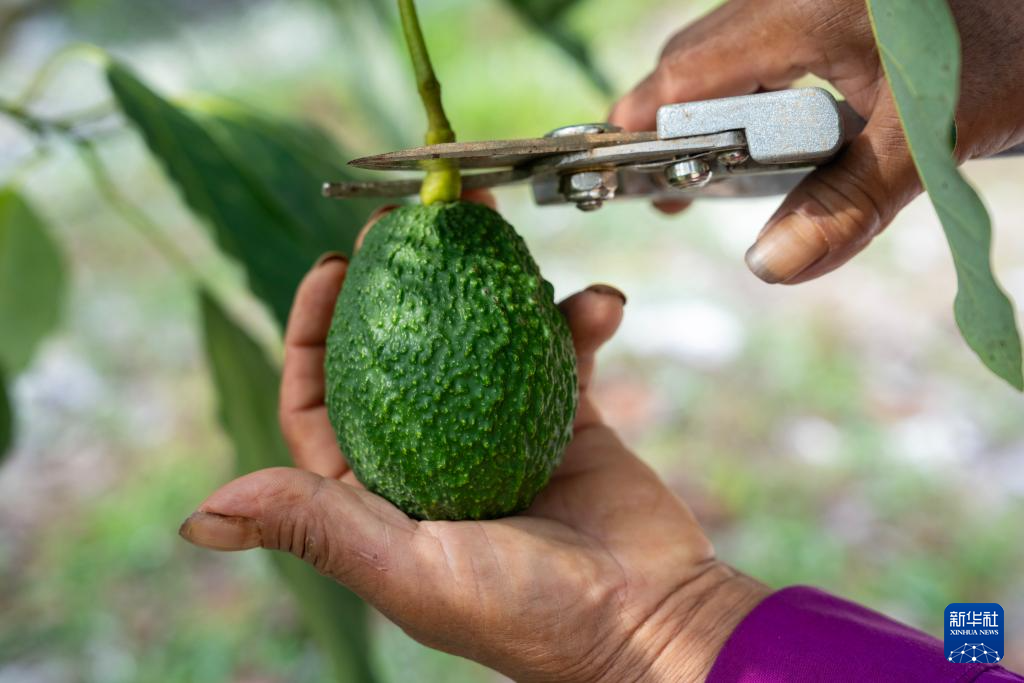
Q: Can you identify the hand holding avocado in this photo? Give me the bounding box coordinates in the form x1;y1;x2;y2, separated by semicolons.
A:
173;1;1024;679
179;195;769;681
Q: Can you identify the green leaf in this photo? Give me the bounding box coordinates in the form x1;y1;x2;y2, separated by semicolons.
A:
0;372;12;459
502;0;612;97
867;0;1023;390
199;291;377;683
184;96;381;255
107;62;378;329
0;188;66;375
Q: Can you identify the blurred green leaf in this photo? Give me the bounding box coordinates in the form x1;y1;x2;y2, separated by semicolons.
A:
502;0;612;97
199;291;377;683
353;0;394;28
0;188;66;375
184;96;380;253
0;371;12;458
107;62;376;329
868;0;1023;390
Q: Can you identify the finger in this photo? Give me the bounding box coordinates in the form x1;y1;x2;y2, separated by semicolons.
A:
653;199;691;215
179;467;425;610
280;255;349;477
355;204;399;252
744;105;921;284
572;395;605;432
558;284;626;393
460;188;497;209
609;1;810;131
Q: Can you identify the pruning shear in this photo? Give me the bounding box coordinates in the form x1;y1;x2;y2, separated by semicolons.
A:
323;88;1017;211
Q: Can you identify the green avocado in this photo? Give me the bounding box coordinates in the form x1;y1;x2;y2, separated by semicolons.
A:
325;202;578;520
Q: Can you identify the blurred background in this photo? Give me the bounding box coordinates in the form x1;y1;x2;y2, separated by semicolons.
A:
1;0;1022;681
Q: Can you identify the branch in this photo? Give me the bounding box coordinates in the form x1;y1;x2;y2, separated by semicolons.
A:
75;140;204;281
13;43;108;109
396;0;460;204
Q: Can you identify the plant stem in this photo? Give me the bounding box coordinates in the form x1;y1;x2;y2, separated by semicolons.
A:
0;99;118;140
14;44;109;109
0;101;52;136
75;140;208;288
397;0;454;145
396;0;461;204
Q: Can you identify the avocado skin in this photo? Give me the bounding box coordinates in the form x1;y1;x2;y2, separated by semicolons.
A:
325;202;578;520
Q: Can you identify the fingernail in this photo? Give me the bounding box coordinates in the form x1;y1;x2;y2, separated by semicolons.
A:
586;283;627;305
745;214;829;284
315;252;348;268
368;204;399;221
653;199;691;215
179;511;262;551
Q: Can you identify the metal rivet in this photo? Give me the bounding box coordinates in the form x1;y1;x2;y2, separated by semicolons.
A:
559;169;619;212
575;199;604;212
718;149;750;167
665;159;712;189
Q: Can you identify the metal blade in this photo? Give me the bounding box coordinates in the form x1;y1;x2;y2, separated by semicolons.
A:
323;168;530;199
348;132;657;171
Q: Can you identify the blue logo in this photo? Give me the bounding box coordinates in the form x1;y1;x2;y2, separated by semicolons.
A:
945;603;1004;664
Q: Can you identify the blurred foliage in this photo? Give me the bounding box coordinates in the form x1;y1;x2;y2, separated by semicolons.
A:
201;292;377;682
867;0;1023;390
0;188;66;458
0;368;10;455
369;618;496;683
0;441;330;683
0;189;66;375
503;0;613;97
61;0;252;43
107;63;375;329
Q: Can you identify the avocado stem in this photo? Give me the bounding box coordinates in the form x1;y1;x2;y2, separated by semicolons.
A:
397;0;461;204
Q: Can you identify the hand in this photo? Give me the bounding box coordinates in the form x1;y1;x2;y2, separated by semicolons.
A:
610;0;1024;284
179;199;769;682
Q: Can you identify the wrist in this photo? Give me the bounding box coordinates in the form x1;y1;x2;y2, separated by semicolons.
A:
605;562;771;683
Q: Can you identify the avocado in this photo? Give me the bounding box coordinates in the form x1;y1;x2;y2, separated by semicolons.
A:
325;201;577;520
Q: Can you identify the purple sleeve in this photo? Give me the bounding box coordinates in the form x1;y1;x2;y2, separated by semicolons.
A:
708;586;1022;683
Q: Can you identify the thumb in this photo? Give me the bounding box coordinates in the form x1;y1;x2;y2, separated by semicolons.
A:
179;467;422;605
745;111;921;284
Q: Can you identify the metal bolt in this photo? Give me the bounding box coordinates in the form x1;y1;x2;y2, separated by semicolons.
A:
546;122;623;138
718;149;750;167
665;159;712;189
575;199;604;212
560;169;618;212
